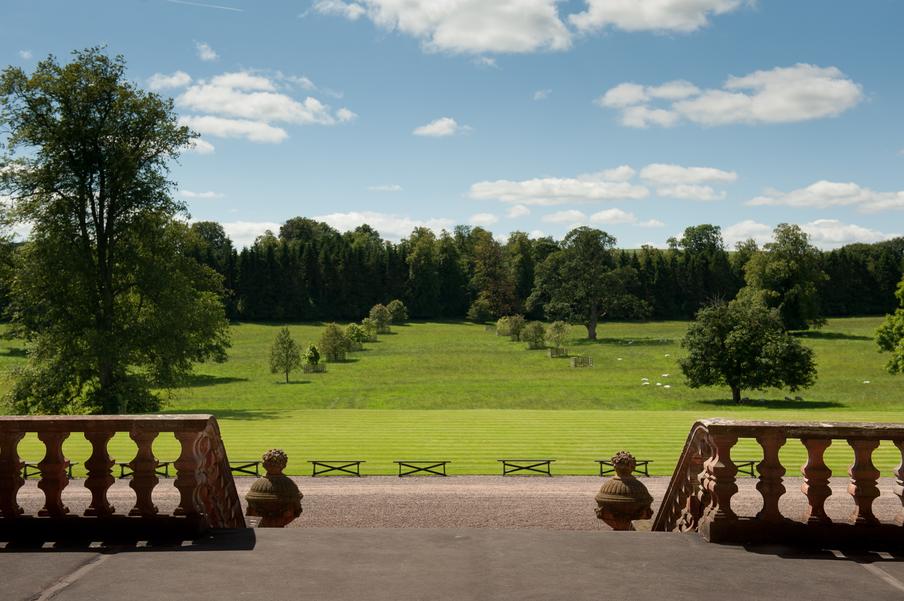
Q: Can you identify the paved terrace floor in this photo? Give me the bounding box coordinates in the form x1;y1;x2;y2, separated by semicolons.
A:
4;477;904;600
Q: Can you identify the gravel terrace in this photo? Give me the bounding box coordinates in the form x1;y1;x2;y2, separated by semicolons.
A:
13;476;902;530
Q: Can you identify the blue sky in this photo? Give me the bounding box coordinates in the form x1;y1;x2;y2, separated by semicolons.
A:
2;0;903;248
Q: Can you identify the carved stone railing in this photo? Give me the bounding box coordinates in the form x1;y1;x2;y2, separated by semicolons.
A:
653;419;904;545
0;415;245;533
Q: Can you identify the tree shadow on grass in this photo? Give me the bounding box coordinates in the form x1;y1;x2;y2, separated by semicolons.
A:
165;409;287;421
0;347;27;357
697;398;845;409
792;331;873;342
183;374;249;388
572;337;675;347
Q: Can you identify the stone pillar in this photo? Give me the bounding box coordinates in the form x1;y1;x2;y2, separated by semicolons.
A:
0;431;25;518
83;430;116;517
848;438;880;526
755;431;787;523
801;438;832;525
128;430;159;517
37;430;70;517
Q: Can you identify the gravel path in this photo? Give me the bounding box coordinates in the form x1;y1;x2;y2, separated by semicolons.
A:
13;476;902;530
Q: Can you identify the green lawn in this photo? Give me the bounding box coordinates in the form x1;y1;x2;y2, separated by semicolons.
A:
2;317;902;475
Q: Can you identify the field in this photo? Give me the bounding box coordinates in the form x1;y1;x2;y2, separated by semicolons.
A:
2;317;902;476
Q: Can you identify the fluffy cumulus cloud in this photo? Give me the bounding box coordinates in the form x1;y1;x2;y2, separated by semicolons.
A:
747;180;904;213
570;0;744;33
313;0;746;54
313;0;572;54
18;50;33;60
722;219;898;249
314;211;454;240
195;41;218;61
542;209;587;224
147;71;192;91
469;212;499;226
599;64;863;128
412;117;471;137
470;163;734;205
533;89;552;101
174;71;356;144
507;204;531;218
185;138;216;154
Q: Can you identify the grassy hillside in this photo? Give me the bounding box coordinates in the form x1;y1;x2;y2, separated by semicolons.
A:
2;317;902;475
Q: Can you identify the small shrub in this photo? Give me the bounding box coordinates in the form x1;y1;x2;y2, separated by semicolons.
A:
546;321;570;350
508;315;526;341
496;316;512;337
361;318;379;341
369;304;392;334
387;299;408;324
345;323;367;351
319;323;349;362
302;344;326;373
467;298;494;323
548;347;568;358
521;321;546;350
571;356;593;368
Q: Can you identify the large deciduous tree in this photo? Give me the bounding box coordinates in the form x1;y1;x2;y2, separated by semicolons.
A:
528;227;648;340
743;223;828;330
0;49;230;414
679;292;817;403
877;276;904;374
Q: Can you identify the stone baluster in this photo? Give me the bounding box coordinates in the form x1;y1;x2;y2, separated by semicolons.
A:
848;438;881;526
37;431;70;517
800;438;832;524
895;440;904;527
755;432;787;522
702;433;738;522
127;430;159;517
83;431;116;517
0;431;25;517
173;430;201;519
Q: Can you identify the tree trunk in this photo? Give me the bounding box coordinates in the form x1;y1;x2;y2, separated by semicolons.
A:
285;371;289;384
586;304;598;340
731;386;742;404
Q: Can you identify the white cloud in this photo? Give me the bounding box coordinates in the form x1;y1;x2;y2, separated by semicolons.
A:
533;89;552;101
413;117;471;137
507;204;531;218
313;0;367;19
314;211;454;240
179;115;289;143
801;219;898;248
747;180;904;213
195;41;219;61
656;185;725;201
147;71;193;91
470;171;648;206
368;184;403;192
542;209;587;224
185;138;216;154
336;107;358;122
722;219;773;246
178;73;349;125
473;56;499;69
601;64;863;127
571;0;745;34
589;208;637;224
638;219;665;228
529;229;546;239
469;212;499;226
179;190;223;199
639;163;737;185
601;165;636;182
222;221;281;249
313;0;572;54
18;50;32;60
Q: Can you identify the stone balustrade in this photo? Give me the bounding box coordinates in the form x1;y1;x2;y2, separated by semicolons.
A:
652;419;904;545
0;415;245;535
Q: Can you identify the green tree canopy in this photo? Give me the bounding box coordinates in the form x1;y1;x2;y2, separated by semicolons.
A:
679;292;817;403
743;223;828;330
546;321;570;349
387;299;408;324
877;276;904;374
319;323;349;362
269;327;300;383
369;303;391;333
528;227;649;340
0;48;230;414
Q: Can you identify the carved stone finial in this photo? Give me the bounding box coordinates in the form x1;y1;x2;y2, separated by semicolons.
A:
594;450;653;531
245;449;302;528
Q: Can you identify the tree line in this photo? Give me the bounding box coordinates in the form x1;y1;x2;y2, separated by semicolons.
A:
183;218;904;327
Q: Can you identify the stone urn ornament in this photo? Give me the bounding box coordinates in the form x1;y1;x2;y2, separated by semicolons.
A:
594;451;653;531
245;449;303;527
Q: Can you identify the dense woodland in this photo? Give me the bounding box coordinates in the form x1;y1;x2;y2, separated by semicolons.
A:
179;217;904;324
